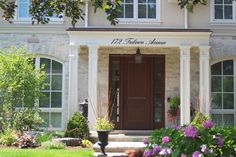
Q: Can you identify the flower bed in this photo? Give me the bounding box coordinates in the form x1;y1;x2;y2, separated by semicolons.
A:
144;117;236;156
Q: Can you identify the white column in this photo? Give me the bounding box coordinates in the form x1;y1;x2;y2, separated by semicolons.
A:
68;44;79;120
199;46;211;116
88;45;99;130
180;46;191;126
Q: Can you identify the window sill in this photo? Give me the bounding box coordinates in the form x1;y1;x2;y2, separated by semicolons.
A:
12;18;64;25
117;19;162;25
210;20;236;26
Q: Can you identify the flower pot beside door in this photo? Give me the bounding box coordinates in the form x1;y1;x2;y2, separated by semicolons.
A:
94;116;114;156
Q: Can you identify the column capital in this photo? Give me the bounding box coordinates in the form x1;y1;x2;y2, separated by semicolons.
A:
199;45;211;51
180;46;191;58
69;44;80;58
88;44;99;51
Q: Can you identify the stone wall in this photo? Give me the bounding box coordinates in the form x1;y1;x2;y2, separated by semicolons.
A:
0;33;70;130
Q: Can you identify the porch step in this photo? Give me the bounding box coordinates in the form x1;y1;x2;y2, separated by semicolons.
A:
93;142;145;153
93;152;128;157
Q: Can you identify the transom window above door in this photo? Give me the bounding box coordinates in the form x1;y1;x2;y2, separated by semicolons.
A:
117;0;161;22
212;0;236;22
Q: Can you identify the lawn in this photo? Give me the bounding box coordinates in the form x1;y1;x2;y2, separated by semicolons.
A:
0;148;94;157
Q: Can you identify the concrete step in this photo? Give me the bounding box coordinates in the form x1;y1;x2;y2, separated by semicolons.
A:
93;152;128;157
93;142;145;153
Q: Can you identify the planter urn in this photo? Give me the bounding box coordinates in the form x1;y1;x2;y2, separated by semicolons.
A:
97;130;110;156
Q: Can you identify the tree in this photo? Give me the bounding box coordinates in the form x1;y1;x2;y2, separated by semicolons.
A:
0;0;207;28
0;47;46;131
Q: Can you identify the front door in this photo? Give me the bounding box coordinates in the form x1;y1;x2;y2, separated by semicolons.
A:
123;57;153;129
109;55;165;130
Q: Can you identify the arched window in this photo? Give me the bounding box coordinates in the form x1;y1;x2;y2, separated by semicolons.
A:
34;57;63;129
211;60;235;127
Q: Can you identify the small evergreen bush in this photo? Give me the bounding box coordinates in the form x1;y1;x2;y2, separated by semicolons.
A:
65;112;89;139
42;140;65;149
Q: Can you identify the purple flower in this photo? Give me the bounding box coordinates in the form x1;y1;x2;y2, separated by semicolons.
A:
143;149;152;157
185;125;199;138
215;135;224;147
203;119;214;129
162;136;171;144
192;151;203;157
181;154;187;157
159;148;172;155
172;124;181;130
152;145;161;155
143;138;149;145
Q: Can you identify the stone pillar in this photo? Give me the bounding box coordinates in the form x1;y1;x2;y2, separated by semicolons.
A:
88;45;99;130
199;46;211;115
68;44;79;120
180;46;191;126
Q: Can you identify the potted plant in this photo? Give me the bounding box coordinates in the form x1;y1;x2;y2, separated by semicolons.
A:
94;116;114;156
167;96;180;124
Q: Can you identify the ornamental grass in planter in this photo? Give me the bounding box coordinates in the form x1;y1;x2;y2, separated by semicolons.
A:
94;116;114;156
143;112;236;157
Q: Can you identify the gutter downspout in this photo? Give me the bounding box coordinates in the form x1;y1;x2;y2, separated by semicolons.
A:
184;7;188;29
85;0;89;28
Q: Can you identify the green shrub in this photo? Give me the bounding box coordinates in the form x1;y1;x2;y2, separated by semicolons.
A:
41;140;65;149
37;131;65;144
82;139;93;148
0;129;18;146
65;112;89;139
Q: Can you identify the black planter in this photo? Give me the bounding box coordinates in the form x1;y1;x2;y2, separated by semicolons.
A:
97;130;110;156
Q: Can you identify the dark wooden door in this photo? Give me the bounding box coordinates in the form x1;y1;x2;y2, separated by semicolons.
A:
123;57;153;130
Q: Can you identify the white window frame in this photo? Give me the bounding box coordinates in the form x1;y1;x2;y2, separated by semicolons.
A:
211;59;236;127
14;0;64;24
35;57;65;131
118;0;161;24
211;0;236;24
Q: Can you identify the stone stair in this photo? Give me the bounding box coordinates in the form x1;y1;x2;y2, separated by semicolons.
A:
91;130;151;157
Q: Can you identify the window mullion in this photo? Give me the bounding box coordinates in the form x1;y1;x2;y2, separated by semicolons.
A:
134;0;138;19
234;59;236;126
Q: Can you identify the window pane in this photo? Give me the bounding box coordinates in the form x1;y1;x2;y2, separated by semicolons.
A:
211;62;222;75
223;60;233;75
215;6;223;19
211;93;222;109
52;75;62;90
44;75;50;90
215;0;223;4
148;0;156;3
39;92;50;108
125;4;134;18
40;58;51;73
223;93;234;109
212;114;222;126
51;92;62;108
148;4;156;18
224;6;233;19
19;3;29;18
211;76;222;92
51;112;62;128
40;112;49;128
52;61;62;73
118;4;124;18
126;0;133;3
138;0;146;3
223;76;233;92
224;0;232;4
138;5;146;18
223;114;234;127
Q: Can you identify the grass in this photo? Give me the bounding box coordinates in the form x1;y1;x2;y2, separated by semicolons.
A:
0;148;94;157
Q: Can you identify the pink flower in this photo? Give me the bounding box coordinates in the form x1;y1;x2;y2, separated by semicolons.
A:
185;125;199;138
203;119;214;129
192;151;203;157
143;138;149;145
181;154;187;157
162;136;171;144
143;149;152;157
